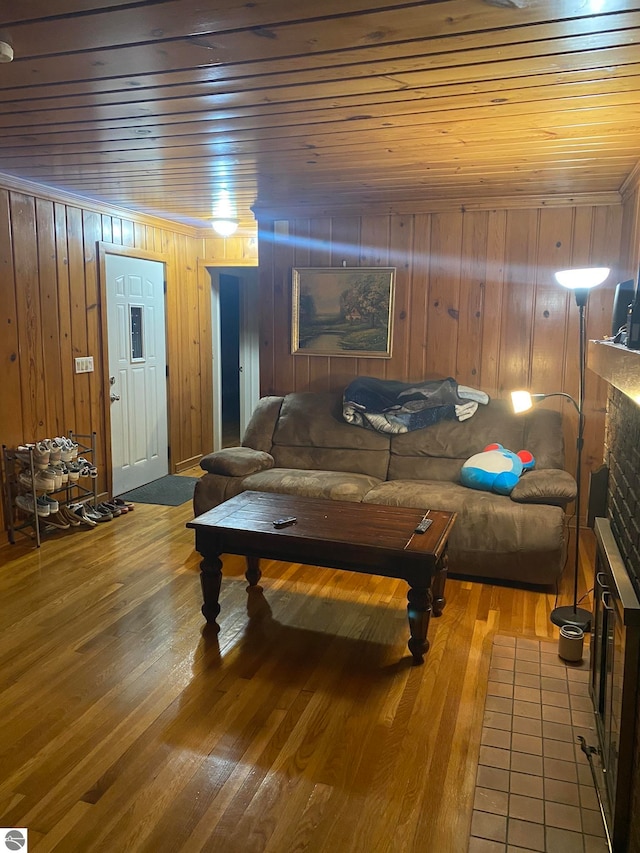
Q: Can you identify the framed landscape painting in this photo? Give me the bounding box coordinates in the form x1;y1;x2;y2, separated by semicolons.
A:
291;267;395;357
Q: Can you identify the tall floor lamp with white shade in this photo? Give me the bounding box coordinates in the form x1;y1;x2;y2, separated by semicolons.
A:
511;266;610;630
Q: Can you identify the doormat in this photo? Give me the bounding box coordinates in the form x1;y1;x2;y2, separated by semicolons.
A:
116;475;199;506
468;635;604;852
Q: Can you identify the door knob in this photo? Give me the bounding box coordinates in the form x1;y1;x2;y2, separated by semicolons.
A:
110;393;120;402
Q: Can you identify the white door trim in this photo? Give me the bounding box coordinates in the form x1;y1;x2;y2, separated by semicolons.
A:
210;279;223;452
206;266;260;451
239;272;260;435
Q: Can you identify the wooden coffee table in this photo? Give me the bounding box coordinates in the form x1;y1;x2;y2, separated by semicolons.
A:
187;490;456;664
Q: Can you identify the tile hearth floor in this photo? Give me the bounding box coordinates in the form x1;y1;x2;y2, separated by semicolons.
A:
468;635;608;853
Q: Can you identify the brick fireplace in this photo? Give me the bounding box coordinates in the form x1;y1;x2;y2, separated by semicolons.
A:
588;341;640;852
604;387;640;597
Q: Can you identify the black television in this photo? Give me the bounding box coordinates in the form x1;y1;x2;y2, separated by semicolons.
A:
611;279;636;336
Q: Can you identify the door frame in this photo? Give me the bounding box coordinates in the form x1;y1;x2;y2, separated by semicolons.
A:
98;242;169;497
198;260;259;452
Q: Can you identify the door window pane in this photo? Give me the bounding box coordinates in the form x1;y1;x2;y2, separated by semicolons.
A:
130;306;144;360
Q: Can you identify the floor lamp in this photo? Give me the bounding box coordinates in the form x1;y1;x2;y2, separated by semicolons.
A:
512;266;610;631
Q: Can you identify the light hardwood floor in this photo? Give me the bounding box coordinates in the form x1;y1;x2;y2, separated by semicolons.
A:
0;488;594;852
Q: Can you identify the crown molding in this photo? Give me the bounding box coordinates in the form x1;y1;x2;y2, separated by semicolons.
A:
252;192;622;221
619;160;640;200
0;171;200;237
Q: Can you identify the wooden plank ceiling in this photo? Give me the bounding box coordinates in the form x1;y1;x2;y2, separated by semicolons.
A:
0;0;639;230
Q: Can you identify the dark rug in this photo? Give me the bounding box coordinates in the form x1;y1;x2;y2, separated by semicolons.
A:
117;475;199;506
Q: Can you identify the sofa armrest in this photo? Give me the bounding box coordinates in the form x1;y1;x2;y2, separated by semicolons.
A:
200;447;274;477
510;469;577;506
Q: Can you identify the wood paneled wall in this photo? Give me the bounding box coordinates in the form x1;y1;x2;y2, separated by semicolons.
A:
257;204;624;514
620;168;640;282
0;180;257;541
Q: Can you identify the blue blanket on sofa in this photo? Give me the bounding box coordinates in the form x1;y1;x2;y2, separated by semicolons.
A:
342;377;488;434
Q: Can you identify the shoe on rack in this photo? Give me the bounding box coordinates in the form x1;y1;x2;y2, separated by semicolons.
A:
45;466;64;490
69;503;97;527
42;439;62;464
36;496;53;516
77;457;98;478
15;494;38;515
112;497;134;511
59;505;81;527
44;511;70;530
49;462;68;485
53;437;75;463
67;463;81;482
18;469;57;492
18;442;51;470
39;494;59;513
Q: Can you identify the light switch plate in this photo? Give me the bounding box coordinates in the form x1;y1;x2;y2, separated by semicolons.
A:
75;356;94;373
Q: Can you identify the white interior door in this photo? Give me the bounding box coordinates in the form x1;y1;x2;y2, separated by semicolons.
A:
106;255;168;495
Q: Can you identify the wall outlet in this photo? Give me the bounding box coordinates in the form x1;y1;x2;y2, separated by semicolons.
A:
75;356;94;373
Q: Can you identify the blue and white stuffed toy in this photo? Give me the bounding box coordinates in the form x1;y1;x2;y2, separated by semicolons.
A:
460;443;535;496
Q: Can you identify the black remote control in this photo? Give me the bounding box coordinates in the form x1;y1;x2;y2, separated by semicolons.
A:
414;516;432;534
273;516;297;528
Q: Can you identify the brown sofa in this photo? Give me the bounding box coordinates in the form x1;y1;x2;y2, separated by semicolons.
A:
193;390;577;586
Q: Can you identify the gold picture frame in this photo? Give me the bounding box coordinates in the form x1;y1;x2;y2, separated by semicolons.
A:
291;267;395;357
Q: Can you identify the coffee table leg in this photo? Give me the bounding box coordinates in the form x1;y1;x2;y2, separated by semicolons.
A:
407;585;433;664
432;548;449;617
199;552;223;624
245;556;262;587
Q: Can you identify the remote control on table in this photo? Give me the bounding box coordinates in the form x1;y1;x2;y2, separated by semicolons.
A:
273;516;297;528
414;515;432;534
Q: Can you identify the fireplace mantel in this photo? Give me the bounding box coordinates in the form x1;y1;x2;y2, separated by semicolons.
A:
588;340;640;404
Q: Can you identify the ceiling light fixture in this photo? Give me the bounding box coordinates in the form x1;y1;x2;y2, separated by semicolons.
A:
211;218;238;237
0;41;13;63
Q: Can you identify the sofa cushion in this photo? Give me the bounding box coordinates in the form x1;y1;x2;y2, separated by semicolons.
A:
389;399;524;460
363;479;564;584
273;391;389;451
510;469;577;506
242;395;284;452
242;468;382;503
271;391;390;479
387;456;464;483
200;447;274;477
386;399;565;483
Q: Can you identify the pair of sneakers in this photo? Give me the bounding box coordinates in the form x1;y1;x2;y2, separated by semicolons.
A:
17;442;51;470
68;458;98;479
71;503;112;524
18;462;73;492
89;503;119;522
18;469;57;492
49;437;78;463
46;504;94;530
69;503;100;527
56;505;85;528
43;505;91;531
15;494;59;516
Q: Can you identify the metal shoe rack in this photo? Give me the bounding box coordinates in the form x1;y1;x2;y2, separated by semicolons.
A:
1;431;98;547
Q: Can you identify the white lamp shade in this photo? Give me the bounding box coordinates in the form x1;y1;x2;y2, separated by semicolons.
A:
511;390;534;414
212;218;238;237
0;41;13;63
554;267;610;289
